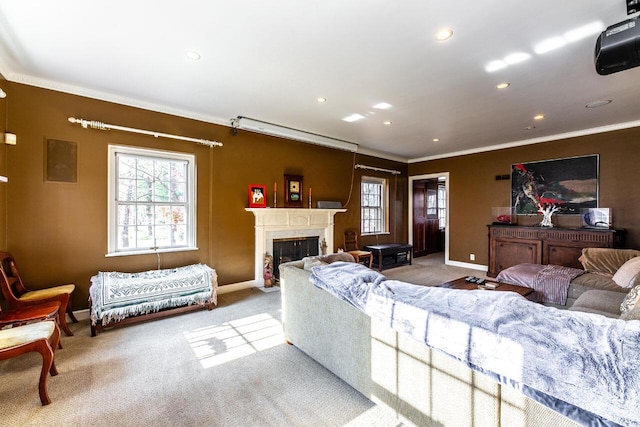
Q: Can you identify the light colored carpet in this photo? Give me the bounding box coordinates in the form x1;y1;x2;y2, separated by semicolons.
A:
0;288;400;427
383;252;487;287
1;255;481;427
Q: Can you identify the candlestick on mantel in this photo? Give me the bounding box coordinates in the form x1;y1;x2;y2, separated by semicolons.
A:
273;182;277;208
309;187;312;208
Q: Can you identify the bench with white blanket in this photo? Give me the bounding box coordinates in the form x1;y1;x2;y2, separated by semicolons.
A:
89;264;217;336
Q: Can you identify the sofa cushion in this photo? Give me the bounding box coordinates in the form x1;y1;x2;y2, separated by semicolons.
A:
612;256;640;288
569;289;627;318
620;284;640;314
578;248;640;275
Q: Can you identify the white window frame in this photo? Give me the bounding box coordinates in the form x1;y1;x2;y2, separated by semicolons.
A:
107;145;197;256
360;176;389;235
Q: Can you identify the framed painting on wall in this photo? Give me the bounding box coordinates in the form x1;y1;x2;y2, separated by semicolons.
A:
511;155;598;215
248;184;267;208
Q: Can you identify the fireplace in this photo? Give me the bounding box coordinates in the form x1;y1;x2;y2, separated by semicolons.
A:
272;236;319;279
246;208;345;286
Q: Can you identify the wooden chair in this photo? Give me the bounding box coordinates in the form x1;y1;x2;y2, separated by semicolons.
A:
0;320;60;405
0;251;77;336
0;300;63;349
343;230;373;268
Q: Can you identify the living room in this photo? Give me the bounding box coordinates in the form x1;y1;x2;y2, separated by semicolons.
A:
1;1;640;425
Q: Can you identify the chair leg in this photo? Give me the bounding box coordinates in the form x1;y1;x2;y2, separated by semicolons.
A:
51;322;62;358
58;314;74;336
33;340;55;405
66;304;79;323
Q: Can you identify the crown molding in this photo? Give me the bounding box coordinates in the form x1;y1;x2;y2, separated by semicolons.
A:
408;120;640;163
5;72;231;127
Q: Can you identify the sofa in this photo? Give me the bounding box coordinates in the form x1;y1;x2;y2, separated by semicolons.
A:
280;253;640;427
497;247;640;318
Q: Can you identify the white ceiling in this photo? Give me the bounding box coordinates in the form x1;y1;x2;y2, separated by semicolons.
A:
0;1;638;162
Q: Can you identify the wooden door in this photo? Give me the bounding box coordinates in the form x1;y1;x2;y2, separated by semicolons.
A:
425;186;440;253
413;181;427;256
413;179;441;257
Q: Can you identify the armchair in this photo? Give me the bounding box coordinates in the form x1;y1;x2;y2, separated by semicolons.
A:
0;252;77;336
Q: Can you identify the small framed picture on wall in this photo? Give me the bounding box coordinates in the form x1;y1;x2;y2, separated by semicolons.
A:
248;184;267;208
284;174;303;207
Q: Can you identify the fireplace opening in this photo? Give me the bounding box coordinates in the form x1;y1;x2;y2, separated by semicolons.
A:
272;236;319;280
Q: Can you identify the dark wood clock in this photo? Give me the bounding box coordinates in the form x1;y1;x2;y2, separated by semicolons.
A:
284;174;303;207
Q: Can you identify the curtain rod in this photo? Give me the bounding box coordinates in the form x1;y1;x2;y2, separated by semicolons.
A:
68;117;223;148
355;164;401;175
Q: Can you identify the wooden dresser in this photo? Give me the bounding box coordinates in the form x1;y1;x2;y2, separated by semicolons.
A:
487;225;624;277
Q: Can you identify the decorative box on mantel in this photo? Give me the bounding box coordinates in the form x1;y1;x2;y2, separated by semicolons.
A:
246;208;346;285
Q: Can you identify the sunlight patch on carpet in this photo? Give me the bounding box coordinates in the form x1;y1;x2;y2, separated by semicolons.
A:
184;312;284;368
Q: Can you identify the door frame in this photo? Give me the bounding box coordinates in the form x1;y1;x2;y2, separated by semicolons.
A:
408;172;450;264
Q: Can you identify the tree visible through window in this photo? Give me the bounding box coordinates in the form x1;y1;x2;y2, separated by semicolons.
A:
361;176;387;234
108;145;195;254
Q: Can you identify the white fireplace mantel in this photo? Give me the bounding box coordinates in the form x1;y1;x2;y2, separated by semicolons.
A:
246;208;346;285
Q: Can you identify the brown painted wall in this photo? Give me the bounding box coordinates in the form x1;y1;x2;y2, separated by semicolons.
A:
5;82;407;309
409;128;640;266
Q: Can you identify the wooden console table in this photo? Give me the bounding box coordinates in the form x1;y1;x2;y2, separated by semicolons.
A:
487;225;623;277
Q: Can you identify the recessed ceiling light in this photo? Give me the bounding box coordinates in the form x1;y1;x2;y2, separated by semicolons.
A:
433;138;440;142
534;36;567;54
504;52;531;65
317;97;327;103
564;21;605;42
496;82;510;89
383;120;392;126
0;88;5;98
534;114;545;120
186;51;201;60
435;28;453;41
373;102;392;110
485;60;507;73
585;99;612;108
342;114;365;123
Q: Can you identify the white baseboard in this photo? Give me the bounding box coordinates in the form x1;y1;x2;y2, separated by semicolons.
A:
217;280;261;294
447;260;488;272
72;308;90;321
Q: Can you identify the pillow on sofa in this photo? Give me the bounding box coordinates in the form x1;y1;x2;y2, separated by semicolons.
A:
579;248;640;275
303;256;326;271
612;257;640;288
302;252;356;270
620;300;640;320
620;284;640;314
320;252;356;264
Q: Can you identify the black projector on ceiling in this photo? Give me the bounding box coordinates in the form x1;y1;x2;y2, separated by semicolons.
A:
595;16;640;75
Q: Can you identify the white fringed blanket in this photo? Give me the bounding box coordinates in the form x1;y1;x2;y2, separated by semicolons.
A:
90;264;217;326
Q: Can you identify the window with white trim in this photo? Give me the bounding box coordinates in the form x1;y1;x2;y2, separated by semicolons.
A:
108;145;196;255
361;176;388;235
437;183;447;229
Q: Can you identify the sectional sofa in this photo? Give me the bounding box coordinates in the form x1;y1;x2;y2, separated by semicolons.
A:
279;252;640;427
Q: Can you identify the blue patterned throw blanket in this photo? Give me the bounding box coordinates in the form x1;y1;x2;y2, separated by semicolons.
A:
310;263;640;427
90;264;217;326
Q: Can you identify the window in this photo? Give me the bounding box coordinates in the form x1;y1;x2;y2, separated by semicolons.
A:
438;183;447;229
361;176;388;234
108;145;196;255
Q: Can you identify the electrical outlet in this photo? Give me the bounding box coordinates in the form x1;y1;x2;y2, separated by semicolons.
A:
470;254;475;261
